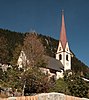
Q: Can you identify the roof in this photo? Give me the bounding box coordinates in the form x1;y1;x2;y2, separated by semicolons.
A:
44;56;64;72
59;10;67;49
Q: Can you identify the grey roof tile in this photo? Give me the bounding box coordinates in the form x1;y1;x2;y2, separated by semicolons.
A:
44;56;64;72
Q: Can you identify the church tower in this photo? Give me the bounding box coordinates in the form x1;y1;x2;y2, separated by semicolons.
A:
56;11;72;71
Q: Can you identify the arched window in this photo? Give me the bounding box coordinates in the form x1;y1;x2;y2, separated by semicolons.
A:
66;55;68;61
59;54;62;60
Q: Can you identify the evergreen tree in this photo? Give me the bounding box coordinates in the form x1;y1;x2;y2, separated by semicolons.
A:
0;36;9;63
65;73;89;98
11;44;22;65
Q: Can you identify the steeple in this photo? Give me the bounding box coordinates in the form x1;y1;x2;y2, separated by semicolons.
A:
56;10;71;72
60;10;67;49
56;11;72;78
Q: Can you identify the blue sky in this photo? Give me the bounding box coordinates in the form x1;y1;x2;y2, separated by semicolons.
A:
0;0;89;66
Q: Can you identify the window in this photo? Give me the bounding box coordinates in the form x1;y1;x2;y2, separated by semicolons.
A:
50;69;56;74
59;54;62;60
66;55;68;61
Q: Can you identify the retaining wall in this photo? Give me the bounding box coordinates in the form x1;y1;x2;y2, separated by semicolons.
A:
1;93;89;100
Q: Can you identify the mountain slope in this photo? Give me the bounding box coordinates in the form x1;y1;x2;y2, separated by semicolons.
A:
0;29;89;78
0;29;24;63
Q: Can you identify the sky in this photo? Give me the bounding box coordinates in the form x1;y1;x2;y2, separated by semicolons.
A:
0;0;89;66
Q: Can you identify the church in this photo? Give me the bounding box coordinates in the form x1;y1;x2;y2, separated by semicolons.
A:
17;11;72;79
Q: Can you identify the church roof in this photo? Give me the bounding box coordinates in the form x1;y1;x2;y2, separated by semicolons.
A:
59;10;67;49
44;56;64;72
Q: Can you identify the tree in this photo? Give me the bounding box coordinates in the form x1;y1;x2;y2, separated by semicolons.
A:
49;78;70;95
23;32;45;67
0;65;52;96
0;66;22;92
65;73;89;98
11;44;22;65
21;67;51;94
0;36;9;63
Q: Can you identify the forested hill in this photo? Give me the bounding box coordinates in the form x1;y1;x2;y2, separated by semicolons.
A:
0;29;89;78
0;29;24;63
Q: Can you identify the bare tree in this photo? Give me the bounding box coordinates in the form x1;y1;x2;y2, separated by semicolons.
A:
23;32;45;67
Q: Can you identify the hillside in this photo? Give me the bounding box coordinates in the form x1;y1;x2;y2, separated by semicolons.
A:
38;34;89;78
0;29;24;63
0;29;89;78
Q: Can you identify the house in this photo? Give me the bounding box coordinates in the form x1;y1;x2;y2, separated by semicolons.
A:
17;11;72;79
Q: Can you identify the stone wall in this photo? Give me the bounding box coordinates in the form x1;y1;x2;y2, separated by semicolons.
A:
38;93;89;100
1;93;89;100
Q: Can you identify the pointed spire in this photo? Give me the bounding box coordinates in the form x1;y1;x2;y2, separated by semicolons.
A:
60;10;67;49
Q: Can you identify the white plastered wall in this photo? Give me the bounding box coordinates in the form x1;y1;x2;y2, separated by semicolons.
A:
56;41;71;71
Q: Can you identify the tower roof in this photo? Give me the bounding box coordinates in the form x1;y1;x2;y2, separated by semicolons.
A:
60;10;67;49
